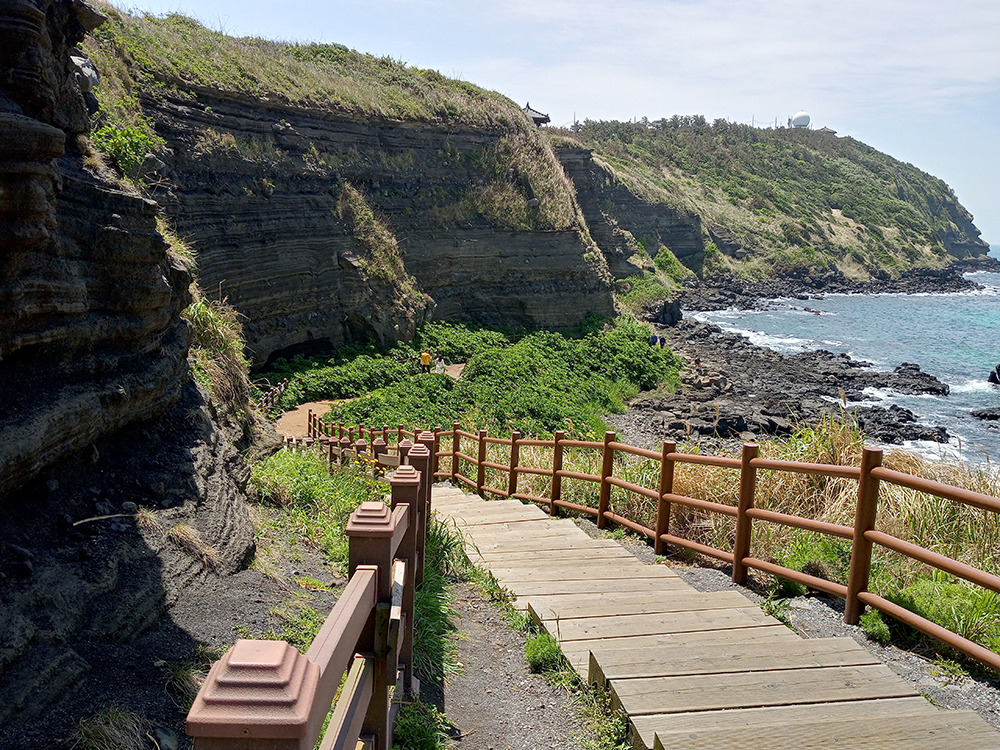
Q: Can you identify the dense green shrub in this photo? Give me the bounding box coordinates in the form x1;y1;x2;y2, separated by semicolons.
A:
323;319;680;437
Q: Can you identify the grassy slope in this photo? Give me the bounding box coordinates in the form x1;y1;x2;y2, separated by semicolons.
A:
83;2;587;236
558;117;986;279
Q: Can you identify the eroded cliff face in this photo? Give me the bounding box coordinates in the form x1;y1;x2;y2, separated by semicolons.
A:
0;2;259;733
557;147;705;278
139;90;613;363
0;0;192;498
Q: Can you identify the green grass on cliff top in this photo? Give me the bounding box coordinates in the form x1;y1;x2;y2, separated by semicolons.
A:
554;118;984;277
87;1;528;130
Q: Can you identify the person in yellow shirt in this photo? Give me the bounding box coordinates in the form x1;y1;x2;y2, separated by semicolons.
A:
420;350;432;374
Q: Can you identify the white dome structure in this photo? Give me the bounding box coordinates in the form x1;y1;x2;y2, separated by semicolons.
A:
791;111;811;128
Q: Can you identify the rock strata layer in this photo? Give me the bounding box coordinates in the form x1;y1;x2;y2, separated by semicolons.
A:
0;1;191;500
143;91;613;364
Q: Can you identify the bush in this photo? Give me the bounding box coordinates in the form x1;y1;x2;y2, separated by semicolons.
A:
323;319;680;438
91;124;157;179
391;699;450;750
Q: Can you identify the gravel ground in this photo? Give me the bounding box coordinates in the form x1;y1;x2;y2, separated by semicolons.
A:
429;581;587;750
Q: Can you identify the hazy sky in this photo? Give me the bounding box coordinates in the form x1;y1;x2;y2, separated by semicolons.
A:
111;0;1000;244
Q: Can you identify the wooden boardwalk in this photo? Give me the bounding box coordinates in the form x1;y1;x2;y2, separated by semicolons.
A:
431;487;1000;750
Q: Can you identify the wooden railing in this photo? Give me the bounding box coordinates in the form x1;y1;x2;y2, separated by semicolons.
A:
255;377;289;410
306;419;1000;673
185;438;436;750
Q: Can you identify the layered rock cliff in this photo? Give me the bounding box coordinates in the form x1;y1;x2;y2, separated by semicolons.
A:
557;146;704;278
140;89;613;363
0;0;191;499
1;2;259;734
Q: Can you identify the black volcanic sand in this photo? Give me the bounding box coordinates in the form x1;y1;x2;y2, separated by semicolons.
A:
614;318;952;451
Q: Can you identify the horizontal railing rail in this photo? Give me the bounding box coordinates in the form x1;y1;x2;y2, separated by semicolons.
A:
187;434;437;750
299;418;1000;673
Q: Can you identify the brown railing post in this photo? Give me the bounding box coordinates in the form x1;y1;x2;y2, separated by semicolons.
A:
476;429;487;498
508;430;521;499
346;502;396;750
451;422;461;485
372;436;387;462
406;443;431;586
339;434;352;465
397;424;406;443
732;443;760;584
432;426;442;480
550;430;565;516
845;447;884;624
417;430;437;516
398;438;412;464
654;440;676;556
383;425;390;445
390;466;420;696
307;409;313;438
597;431;616;529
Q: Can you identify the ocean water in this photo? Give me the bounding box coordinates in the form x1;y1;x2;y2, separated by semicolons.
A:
689;263;1000;467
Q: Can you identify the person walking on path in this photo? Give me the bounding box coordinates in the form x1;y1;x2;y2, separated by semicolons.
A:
434;353;446;374
420;350;432;374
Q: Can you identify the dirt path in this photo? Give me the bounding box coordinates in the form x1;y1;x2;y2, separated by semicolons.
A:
273;365;466;438
431;582;586;750
274;401;338;437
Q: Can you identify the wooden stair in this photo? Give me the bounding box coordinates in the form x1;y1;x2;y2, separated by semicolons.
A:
431;486;1000;750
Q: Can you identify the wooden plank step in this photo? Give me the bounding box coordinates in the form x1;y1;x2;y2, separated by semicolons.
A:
456;523;591;540
560;625;795;674
505;576;686;600
652;708;1000;750
443;519;579;536
590;636;877;683
611;663;917;716
527;590;754;622
545;607;780;643
441;505;549;521
631;697;937;750
480;563;694;583
468;537;625;554
432;497;526;510
475;547;638;564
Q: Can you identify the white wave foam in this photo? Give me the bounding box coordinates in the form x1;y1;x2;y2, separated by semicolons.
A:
950;378;997;394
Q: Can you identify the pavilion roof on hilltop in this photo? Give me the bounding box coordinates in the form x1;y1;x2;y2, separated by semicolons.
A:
523;102;550;126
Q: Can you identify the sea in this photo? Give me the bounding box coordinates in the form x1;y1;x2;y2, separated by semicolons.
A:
689;249;1000;468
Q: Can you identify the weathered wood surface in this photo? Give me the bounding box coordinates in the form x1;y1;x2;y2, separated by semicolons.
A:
431;486;1000;750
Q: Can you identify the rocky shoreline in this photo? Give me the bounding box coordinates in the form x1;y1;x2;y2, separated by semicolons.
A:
673;258;1000;312
614;319;952;450
622;261;1000;450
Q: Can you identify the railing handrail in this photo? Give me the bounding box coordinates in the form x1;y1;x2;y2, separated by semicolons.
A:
322;418;1000;673
187;441;432;750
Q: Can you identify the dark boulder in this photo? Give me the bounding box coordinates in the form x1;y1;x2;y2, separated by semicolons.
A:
972;408;1000;421
988;365;1000;385
853;405;949;444
645;298;683;327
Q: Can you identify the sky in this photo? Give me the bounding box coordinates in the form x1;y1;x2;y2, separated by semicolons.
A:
112;0;1000;245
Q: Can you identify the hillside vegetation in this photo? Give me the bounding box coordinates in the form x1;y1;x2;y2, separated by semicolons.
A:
557;117;988;280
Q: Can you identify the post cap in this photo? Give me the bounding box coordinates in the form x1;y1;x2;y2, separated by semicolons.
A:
346;501;394;537
391;464;421;487
186;639;318;738
408;443;430;459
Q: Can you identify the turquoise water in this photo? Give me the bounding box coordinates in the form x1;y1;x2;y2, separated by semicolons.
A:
691;261;1000;466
